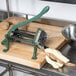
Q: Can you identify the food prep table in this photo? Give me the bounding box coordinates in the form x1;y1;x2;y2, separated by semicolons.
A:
0;20;76;76
0;42;76;76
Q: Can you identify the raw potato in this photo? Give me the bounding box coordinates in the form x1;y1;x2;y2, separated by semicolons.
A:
5;17;27;30
0;21;9;30
0;17;29;30
5;17;26;25
45;48;70;64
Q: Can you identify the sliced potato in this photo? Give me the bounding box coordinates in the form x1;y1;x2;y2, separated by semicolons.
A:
45;48;70;64
45;55;63;69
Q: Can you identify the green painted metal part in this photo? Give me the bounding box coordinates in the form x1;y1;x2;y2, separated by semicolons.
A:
32;45;37;59
1;6;50;59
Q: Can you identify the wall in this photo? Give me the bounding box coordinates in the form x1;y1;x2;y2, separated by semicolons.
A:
0;0;76;22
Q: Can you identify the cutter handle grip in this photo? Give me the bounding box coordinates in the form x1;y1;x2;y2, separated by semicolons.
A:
39;6;50;15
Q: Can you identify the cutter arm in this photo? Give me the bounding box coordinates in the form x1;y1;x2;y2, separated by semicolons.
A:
7;6;50;36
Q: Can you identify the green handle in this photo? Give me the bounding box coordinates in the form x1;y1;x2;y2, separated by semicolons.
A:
7;6;50;36
39;6;50;16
